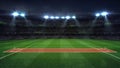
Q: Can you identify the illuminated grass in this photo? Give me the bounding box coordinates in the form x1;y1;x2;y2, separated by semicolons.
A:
0;39;120;68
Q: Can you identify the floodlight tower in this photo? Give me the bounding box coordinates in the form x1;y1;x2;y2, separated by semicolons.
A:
10;11;20;31
100;11;112;33
91;13;101;28
101;11;111;25
10;11;19;26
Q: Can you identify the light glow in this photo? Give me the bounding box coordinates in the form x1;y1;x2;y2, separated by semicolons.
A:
50;16;55;19
101;11;109;16
61;16;65;19
55;16;60;19
20;13;25;17
95;13;100;17
43;15;77;19
66;16;71;19
44;15;49;19
12;12;19;17
72;16;76;19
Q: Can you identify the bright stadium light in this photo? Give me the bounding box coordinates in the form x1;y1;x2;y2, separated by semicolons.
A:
61;16;65;19
101;11;109;16
66;16;71;19
55;16;60;19
20;13;25;17
72;16;76;19
50;16;55;19
95;13;100;17
44;15;49;19
12;11;19;17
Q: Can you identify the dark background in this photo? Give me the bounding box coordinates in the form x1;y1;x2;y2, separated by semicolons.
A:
0;0;120;14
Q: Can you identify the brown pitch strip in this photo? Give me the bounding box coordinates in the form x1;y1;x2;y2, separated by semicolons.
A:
4;48;116;53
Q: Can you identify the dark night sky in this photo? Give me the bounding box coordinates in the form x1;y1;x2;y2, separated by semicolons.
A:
0;0;120;15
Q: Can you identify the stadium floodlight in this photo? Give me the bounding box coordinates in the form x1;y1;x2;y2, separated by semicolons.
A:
20;13;25;17
55;16;60;19
66;16;71;19
72;16;76;19
95;13;100;17
61;16;65;19
50;16;55;19
101;11;109;16
11;11;19;17
44;15;49;19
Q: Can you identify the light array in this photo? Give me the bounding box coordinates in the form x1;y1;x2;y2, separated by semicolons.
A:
95;11;109;17
43;15;76;19
11;11;26;17
11;11;109;18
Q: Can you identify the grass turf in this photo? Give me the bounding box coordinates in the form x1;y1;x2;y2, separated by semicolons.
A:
0;39;120;68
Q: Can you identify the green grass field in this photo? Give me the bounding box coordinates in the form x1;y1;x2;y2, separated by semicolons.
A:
0;39;120;68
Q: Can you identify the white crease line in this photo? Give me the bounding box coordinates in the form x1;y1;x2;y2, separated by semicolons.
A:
83;41;120;62
95;48;120;60
78;41;120;61
0;41;37;60
0;53;16;60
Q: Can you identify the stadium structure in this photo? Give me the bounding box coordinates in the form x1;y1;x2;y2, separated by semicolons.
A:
0;9;120;68
0;10;120;40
